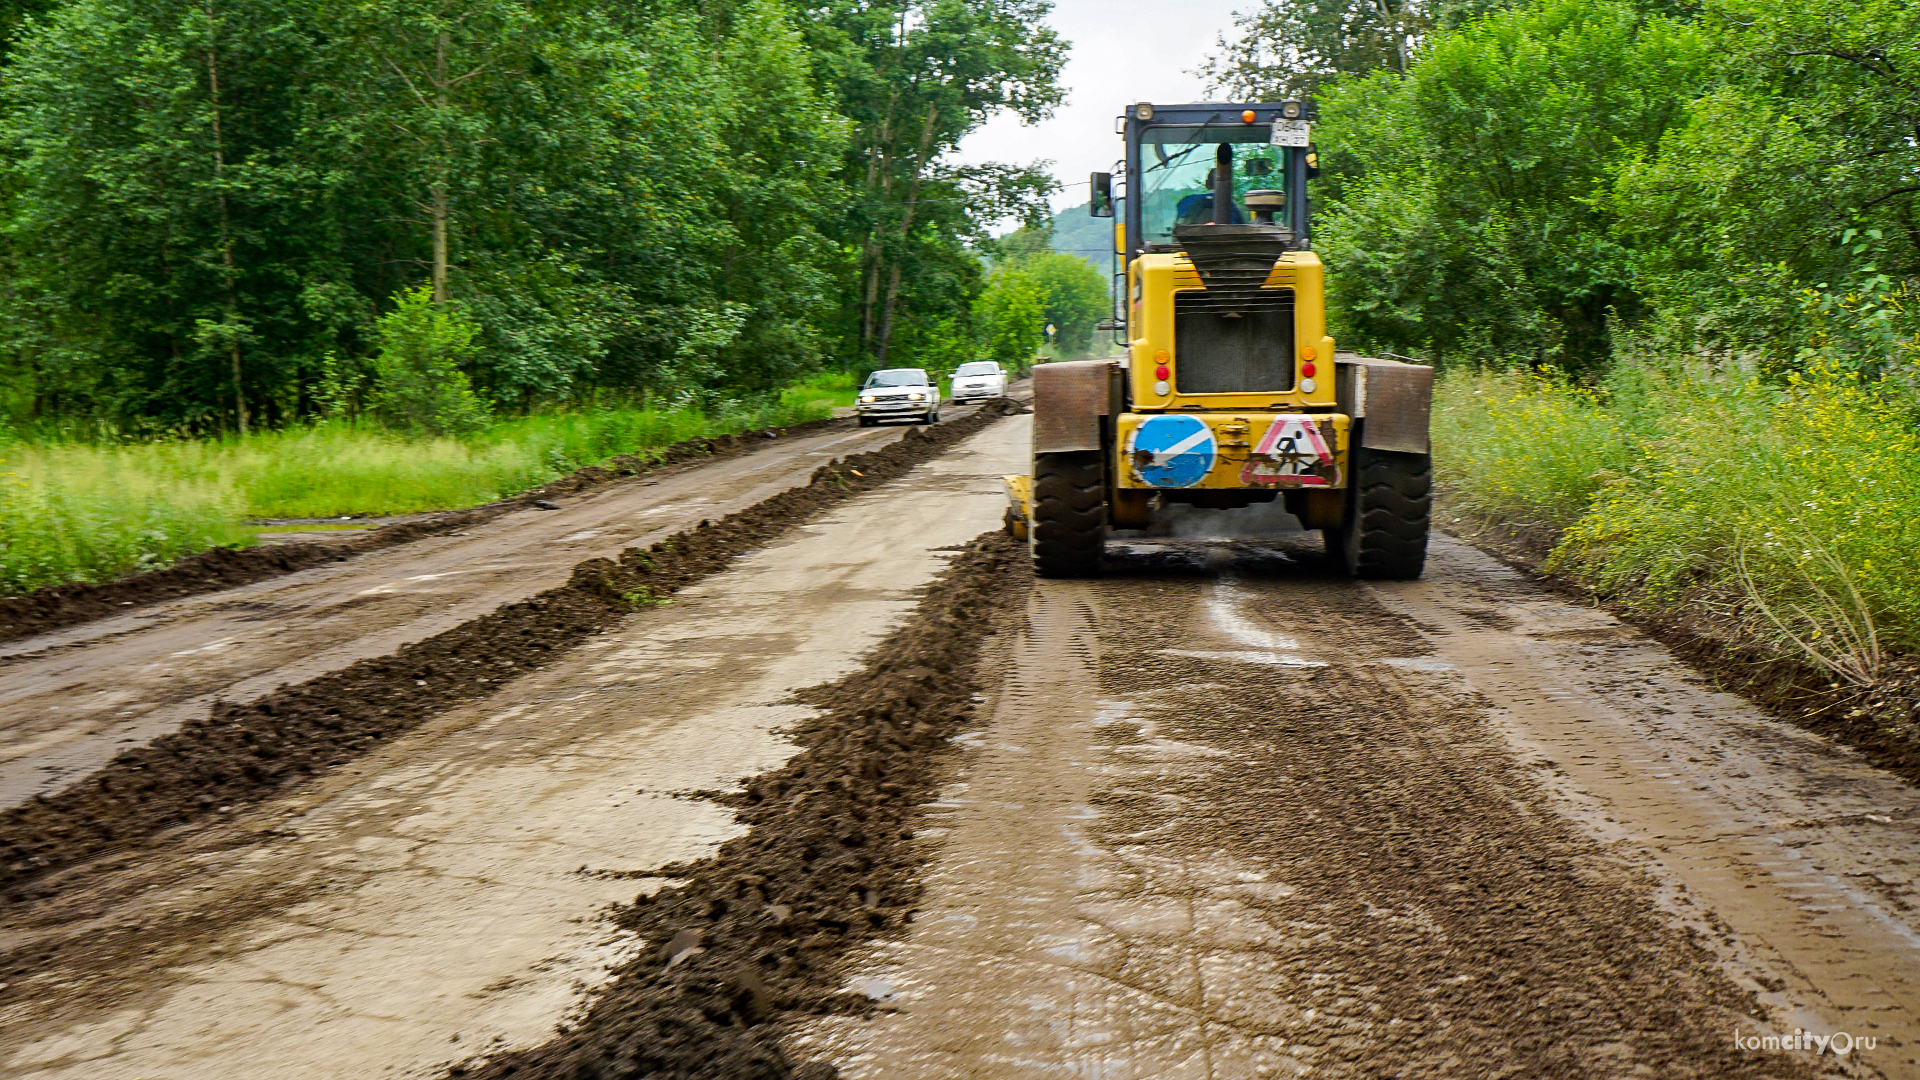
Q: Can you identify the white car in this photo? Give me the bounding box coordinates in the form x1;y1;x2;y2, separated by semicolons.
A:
856;368;940;426
949;361;1007;403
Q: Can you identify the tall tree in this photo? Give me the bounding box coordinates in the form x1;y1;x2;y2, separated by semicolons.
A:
1205;0;1437;100
1305;0;1710;366
802;0;1066;369
0;0;321;427
1606;0;1920;364
0;0;852;423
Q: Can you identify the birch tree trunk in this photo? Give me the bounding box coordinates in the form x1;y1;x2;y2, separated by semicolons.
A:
203;0;246;434
431;29;450;305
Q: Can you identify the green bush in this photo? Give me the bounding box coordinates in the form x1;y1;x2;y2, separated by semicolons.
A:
367;288;493;436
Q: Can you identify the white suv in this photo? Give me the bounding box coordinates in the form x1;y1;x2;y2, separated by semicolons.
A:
949;361;1007;403
856;368;939;426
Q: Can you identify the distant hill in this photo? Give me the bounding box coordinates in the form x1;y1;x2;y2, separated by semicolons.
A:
1048;203;1116;276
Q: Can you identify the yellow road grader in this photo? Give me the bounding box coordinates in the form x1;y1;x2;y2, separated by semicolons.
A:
1005;100;1432;578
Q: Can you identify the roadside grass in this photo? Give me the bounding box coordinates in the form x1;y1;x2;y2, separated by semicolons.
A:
778;369;859;411
1437;359;1920;671
0;456;256;598
0;396;831;598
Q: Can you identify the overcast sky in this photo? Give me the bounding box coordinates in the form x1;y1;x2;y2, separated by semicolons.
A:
952;0;1253;217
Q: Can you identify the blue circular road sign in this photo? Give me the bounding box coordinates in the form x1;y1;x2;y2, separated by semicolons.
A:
1131;414;1216;488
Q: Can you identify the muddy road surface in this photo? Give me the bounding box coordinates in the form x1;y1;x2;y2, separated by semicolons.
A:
801;533;1920;1079
0;412;1030;1078
0;412;981;808
2;406;1918;1079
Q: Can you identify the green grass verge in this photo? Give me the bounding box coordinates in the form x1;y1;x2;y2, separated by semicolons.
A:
778;369;860;411
1437;360;1920;673
0;396;830;598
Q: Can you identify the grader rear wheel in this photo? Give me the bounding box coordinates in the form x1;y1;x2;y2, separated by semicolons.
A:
1030;451;1106;578
1326;446;1431;579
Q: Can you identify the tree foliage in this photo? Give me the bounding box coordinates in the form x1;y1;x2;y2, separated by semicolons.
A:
1607;0;1920;365
1206;0;1435;100
1226;0;1916;371
974;264;1045;367
973;224;1108;361
1296;0;1712;366
0;0;1065;431
803;0;1066;373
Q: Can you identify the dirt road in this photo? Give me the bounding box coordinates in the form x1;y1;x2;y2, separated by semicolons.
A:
800;533;1920;1078
0;413;1029;1078
0;415;955;808
2;407;1918;1079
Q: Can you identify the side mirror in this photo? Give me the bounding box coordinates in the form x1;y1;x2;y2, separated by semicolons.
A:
1246;158;1272;177
1090;172;1114;218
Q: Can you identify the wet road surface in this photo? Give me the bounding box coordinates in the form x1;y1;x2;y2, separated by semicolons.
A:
0;415;1029;1079
0;414;966;808
799;532;1920;1079
3;411;1918;1079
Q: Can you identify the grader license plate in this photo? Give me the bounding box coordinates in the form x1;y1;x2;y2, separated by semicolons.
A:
1271;119;1311;146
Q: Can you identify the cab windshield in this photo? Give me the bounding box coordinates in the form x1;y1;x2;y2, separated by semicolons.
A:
954;362;1000;377
1138;127;1285;249
865;369;929;388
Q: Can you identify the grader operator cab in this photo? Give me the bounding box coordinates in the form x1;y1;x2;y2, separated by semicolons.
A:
1005;100;1433;578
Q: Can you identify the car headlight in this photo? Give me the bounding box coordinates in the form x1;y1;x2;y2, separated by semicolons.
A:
859;394;875;403
908;392;924;400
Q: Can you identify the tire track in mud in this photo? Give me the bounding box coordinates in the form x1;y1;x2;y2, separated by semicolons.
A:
0;405;1018;905
443;532;1032;1080
1095;569;1791;1077
801;540;1825;1079
1444;512;1920;789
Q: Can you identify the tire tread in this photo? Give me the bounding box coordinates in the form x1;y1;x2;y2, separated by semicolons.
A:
1330;449;1430;579
1031;451;1106;577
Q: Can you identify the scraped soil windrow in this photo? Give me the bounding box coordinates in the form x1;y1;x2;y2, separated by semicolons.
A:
0;405;1015;902
0;417;841;646
1445;506;1920;787
452;531;1030;1080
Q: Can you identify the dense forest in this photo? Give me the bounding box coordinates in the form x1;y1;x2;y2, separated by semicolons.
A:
1210;0;1919;374
0;0;1077;433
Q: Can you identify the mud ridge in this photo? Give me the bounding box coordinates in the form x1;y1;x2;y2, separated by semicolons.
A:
1445;506;1920;787
0;416;843;646
0;405;1014;901
448;531;1029;1080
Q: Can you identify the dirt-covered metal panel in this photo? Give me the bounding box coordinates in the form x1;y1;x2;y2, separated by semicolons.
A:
1031;360;1119;453
1334;356;1432;455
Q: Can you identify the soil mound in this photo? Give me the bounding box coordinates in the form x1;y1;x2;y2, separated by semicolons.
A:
452;532;1030;1080
0;404;1016;900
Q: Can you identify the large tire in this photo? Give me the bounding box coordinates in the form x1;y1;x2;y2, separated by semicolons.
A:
1326;446;1430;579
858;415;875;427
1031;450;1106;578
